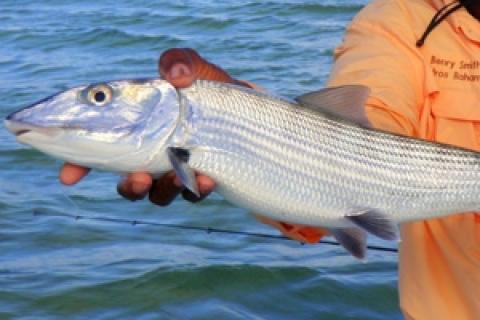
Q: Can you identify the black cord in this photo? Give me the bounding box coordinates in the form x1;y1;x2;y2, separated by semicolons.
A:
416;0;470;47
32;210;398;253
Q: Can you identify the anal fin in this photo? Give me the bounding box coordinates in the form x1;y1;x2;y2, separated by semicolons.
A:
331;228;367;260
346;208;398;241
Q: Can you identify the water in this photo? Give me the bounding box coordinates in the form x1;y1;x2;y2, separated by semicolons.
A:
0;1;402;319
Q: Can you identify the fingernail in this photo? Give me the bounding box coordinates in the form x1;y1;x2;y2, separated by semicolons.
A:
132;182;149;195
170;63;191;79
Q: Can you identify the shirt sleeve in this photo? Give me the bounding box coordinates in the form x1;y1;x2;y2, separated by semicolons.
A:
327;0;425;137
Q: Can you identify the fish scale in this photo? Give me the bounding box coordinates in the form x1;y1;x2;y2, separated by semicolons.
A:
177;81;480;225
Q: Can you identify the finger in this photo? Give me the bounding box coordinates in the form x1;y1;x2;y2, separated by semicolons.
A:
254;214;329;243
197;174;216;194
159;48;197;88
298;226;330;243
181;174;216;203
274;222;314;243
159;48;250;88
149;171;183;206
117;172;152;201
59;163;91;185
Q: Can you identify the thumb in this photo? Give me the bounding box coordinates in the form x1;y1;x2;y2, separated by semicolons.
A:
158;48;248;88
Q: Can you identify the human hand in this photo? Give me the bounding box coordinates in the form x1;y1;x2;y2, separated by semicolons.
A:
255;215;330;244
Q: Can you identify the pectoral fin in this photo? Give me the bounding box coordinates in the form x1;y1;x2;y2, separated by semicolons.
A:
167;147;200;197
346;208;398;241
331;228;367;260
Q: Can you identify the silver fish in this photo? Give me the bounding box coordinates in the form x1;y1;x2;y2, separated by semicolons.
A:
6;79;480;259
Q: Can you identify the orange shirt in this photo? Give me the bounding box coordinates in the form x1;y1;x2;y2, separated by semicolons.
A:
328;0;480;319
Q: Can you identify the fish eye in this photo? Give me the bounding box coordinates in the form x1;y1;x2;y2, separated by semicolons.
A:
86;84;113;107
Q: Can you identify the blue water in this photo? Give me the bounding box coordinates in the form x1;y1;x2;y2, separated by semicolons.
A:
0;1;402;319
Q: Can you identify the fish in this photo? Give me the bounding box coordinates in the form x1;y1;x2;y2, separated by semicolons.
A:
5;78;480;259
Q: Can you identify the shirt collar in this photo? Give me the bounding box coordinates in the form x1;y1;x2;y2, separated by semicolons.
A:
432;0;480;43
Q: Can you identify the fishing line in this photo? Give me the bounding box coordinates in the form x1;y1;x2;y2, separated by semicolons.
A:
32;209;398;253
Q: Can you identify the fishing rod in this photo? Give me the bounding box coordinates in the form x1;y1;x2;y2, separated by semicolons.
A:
32;209;398;253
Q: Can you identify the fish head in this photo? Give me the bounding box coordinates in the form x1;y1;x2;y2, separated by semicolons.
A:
5;79;180;173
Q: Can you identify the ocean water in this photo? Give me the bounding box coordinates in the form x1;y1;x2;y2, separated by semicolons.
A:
0;1;402;319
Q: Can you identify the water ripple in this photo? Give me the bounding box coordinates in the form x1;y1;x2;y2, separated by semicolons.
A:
0;0;401;319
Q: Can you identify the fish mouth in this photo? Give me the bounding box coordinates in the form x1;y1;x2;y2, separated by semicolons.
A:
4;120;61;138
14;129;31;137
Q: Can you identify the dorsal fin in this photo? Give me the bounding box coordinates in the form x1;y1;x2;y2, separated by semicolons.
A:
295;85;372;128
